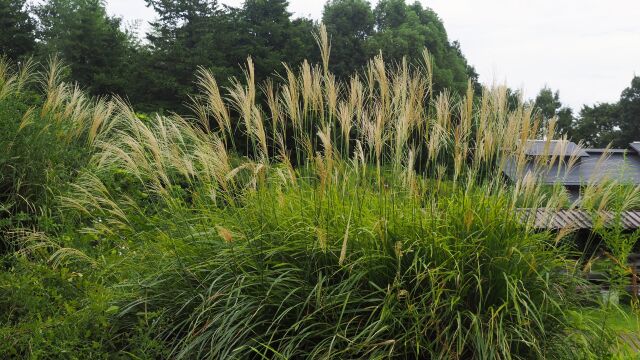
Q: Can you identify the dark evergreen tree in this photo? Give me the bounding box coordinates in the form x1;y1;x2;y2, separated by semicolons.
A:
534;87;562;120
237;0;315;82
573;103;620;147
618;76;640;144
35;0;137;95
0;0;36;61
143;0;237;110
570;76;640;147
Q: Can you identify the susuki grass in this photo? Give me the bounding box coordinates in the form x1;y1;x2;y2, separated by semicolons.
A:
109;184;606;359
0;27;637;358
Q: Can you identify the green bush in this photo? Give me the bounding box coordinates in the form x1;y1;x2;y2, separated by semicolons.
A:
0;59;95;251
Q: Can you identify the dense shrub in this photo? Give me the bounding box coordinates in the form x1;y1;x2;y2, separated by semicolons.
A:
0;59;98;251
113;184;609;359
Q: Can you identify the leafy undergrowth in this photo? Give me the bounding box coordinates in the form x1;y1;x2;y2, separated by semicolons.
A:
575;306;640;358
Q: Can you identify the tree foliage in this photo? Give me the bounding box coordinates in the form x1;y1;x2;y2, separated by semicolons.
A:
34;0;137;95
573;103;620;147
618;76;640;144
534;87;574;137
532;78;640;147
239;0;316;82
0;0;480;110
0;0;36;61
323;0;479;93
571;77;640;147
140;0;316;110
142;0;236;109
368;0;477;93
322;0;374;78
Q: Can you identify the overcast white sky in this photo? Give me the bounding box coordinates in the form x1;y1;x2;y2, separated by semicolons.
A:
105;0;640;111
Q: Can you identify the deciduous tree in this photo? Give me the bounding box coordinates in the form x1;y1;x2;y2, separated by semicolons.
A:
367;0;476;94
534;87;574;137
618;76;640;144
322;0;374;78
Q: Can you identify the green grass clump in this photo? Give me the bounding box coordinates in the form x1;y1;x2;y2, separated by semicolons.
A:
112;182;608;359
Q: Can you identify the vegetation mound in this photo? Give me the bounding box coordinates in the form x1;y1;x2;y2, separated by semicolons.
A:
0;32;635;358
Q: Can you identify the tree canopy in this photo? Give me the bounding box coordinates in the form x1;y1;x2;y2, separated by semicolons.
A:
322;0;374;78
5;0;636;148
0;0;483;111
369;0;477;93
538;77;640;147
0;0;36;61
533;87;574;137
618;76;640;145
35;0;137;95
141;0;237;109
322;0;477;93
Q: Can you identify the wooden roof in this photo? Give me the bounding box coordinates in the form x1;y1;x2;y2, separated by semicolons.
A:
518;209;640;230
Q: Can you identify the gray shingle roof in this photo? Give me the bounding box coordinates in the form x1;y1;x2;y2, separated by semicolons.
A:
523;140;589;157
504;141;640;186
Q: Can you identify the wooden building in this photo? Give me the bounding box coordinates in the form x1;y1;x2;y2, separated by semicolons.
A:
503;140;640;201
